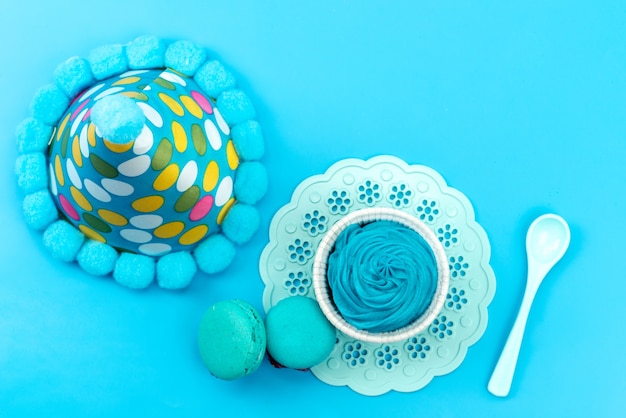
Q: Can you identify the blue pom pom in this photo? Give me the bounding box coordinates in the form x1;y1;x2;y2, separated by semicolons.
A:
22;190;58;230
234;162;268;204
15;153;47;193
156;251;197;289
164;40;207;76
43;220;85;262
54;56;95;98
29;84;69;125
15;118;53;154
90;95;145;144
88;44;129;80
231;120;265;161
221;204;260;245
126;35;166;69
76;240;118;276
194;60;236;98
113;253;155;289
194;234;236;274
216;90;256;125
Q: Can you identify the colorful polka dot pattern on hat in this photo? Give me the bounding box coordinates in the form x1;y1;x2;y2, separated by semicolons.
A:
48;69;237;256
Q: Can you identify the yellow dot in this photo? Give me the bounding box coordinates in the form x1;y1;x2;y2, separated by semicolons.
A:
54;155;65;187
112;76;141;86
56;114;71;141
87;123;97;146
132;195;165;213
180;95;203;119
103;138;134;153
153;164;180;191
71;135;82;167
172;121;187;153
217;198;236;225
79;225;106;243
154;221;185;239
70;186;93;211
97;209;128;226
159;92;184;116
179;225;209;246
202;161;219;192
226;140;239;170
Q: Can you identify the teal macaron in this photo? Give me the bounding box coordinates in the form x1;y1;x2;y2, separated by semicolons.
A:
265;296;337;370
197;300;266;380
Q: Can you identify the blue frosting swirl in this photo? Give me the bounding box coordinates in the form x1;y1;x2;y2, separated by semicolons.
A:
326;220;438;333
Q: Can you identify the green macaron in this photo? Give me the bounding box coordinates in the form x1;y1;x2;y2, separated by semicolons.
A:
265;296;337;370
197;300;266;380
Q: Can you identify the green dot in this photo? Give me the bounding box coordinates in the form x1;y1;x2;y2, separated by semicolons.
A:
83;212;112;233
60;126;70;158
174;186;200;213
89;153;119;178
191;124;207;156
154;77;175;90
152;138;173;171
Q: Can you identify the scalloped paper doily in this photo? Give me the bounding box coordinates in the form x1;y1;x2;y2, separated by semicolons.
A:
259;156;496;395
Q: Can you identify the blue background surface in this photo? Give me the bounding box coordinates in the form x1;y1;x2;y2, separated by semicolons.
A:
1;1;624;416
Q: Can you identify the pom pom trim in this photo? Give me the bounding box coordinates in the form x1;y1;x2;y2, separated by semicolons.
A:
16;36;267;289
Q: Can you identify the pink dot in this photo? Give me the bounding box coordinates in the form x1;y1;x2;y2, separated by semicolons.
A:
71;99;90;121
59;194;80;221
82;108;92;122
189;195;214;221
191;91;213;114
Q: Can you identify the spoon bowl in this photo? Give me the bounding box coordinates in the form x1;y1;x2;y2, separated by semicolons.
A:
487;214;570;397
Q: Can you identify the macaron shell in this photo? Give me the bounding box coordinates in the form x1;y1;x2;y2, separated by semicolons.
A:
197;299;266;380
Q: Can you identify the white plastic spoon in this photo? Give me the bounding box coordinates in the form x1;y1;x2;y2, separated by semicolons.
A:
487;213;571;397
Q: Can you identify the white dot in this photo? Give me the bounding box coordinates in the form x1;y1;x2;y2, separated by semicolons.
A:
118;155;151;177
70;109;89;137
136;102;163;128
49;164;57;196
120;229;153;244
84;179;111;203
79;125;90;158
119;69;149;77
213;107;230;135
101;178;134;196
93;87;125;101
78;83;105;102
66;159;82;189
417;181;430;193
159;71;186;86
138;243;172;256
129;214;163;229
380;170;393;181
204;119;222;151
176;161;198;192
214;176;233;207
132;125;154;155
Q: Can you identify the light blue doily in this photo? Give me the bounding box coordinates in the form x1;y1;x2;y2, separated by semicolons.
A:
259;156;496;395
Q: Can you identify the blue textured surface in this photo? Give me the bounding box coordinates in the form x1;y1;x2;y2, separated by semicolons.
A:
14;152;47;193
221;204;260;245
231;120;265;160
126;35;165;70
113;253;155;289
42;220;85;262
216;89;256;125
90;94;145;144
234;161;268;204
1;1;625;417
76;240;119;276
194;60;237;98
22;189;58;230
29;84;69;124
15;117;53;154
88;44;128;80
54;56;94;98
164;40;207;76
193;233;236;274
156;251;197;290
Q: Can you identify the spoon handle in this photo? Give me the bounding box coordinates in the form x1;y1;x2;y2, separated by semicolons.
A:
487;283;539;397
